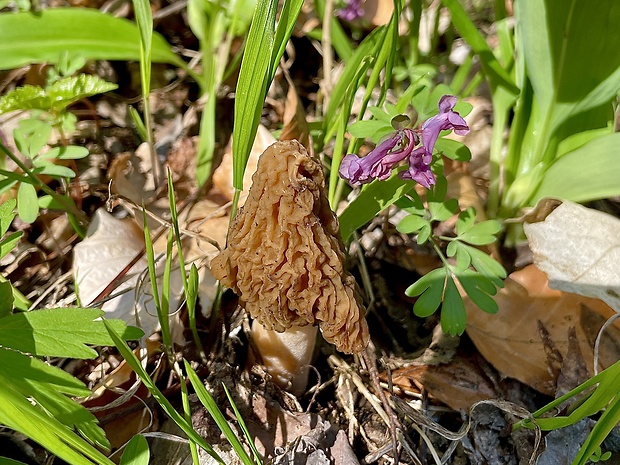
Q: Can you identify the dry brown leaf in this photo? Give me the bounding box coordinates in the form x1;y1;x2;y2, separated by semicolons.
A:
387;352;496;411
524;199;620;312
465;264;620;395
211;124;276;204
280;80;312;151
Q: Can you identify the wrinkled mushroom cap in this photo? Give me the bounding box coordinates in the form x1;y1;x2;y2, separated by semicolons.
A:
211;140;369;354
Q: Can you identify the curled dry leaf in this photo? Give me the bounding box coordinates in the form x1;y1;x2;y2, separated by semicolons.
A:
73;208;183;338
524;199;620;312
211;140;369;354
465;265;620;395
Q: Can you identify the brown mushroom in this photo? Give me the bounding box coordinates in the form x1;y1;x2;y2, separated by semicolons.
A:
211;140;369;361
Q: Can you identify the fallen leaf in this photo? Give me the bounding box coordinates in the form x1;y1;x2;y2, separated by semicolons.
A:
386;351;497;411
524;199;620;313
211;124;276;204
73;208;183;338
465;265;620;395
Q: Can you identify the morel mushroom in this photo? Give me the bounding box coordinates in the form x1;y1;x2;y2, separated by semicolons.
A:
211;140;369;388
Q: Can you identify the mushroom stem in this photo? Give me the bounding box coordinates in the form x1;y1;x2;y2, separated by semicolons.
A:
251;323;318;395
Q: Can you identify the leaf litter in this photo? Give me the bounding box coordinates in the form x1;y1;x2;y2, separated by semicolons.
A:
2;6;620;465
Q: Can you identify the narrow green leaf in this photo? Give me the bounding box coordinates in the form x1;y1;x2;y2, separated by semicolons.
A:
33;161;76;178
232;0;277;190
17;182;39;224
185;362;256;465
103;321;225;463
0;8;184;70
120;435;150;465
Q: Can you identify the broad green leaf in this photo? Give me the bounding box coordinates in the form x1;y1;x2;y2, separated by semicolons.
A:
347;119;392;142
441;275;467;335
0;308;143;359
434;137;472;162
518;0;620;132
0;75;117;115
0;458;29;465
396;214;428;234
120;435;150;465
0;8;183;70
0;198;17;236
17;182;39;224
532;132;620;204
338;169;416;242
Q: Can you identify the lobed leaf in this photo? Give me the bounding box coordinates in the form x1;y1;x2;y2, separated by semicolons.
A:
407;267;446;318
0;308;143;359
456;269;499;314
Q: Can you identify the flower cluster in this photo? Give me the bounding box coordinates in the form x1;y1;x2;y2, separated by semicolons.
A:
338;0;364;21
339;95;469;189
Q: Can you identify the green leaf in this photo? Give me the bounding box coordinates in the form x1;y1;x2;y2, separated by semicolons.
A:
13;119;52;158
441;275;467;335
518;0;620;137
185;362;256;465
41;146;89;160
0;198;17;237
0;281;14;318
0;75;117;115
417;222;432;244
456;269;499;314
0;308;143;359
0;8;183;71
457;219;502;246
455;207;476;235
396;214;428;234
0;348;115;464
406;267;446;317
532;132;620;204
231;0;277;191
103;321;225;463
120;435;150;465
434;137;472;162
338;169;416;242
33;160;76;178
460;243;506;286
428;198;458;222
17;182;39;224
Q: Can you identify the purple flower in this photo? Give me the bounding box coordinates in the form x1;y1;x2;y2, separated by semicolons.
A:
339;129;417;186
339;95;470;189
338;0;364;21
